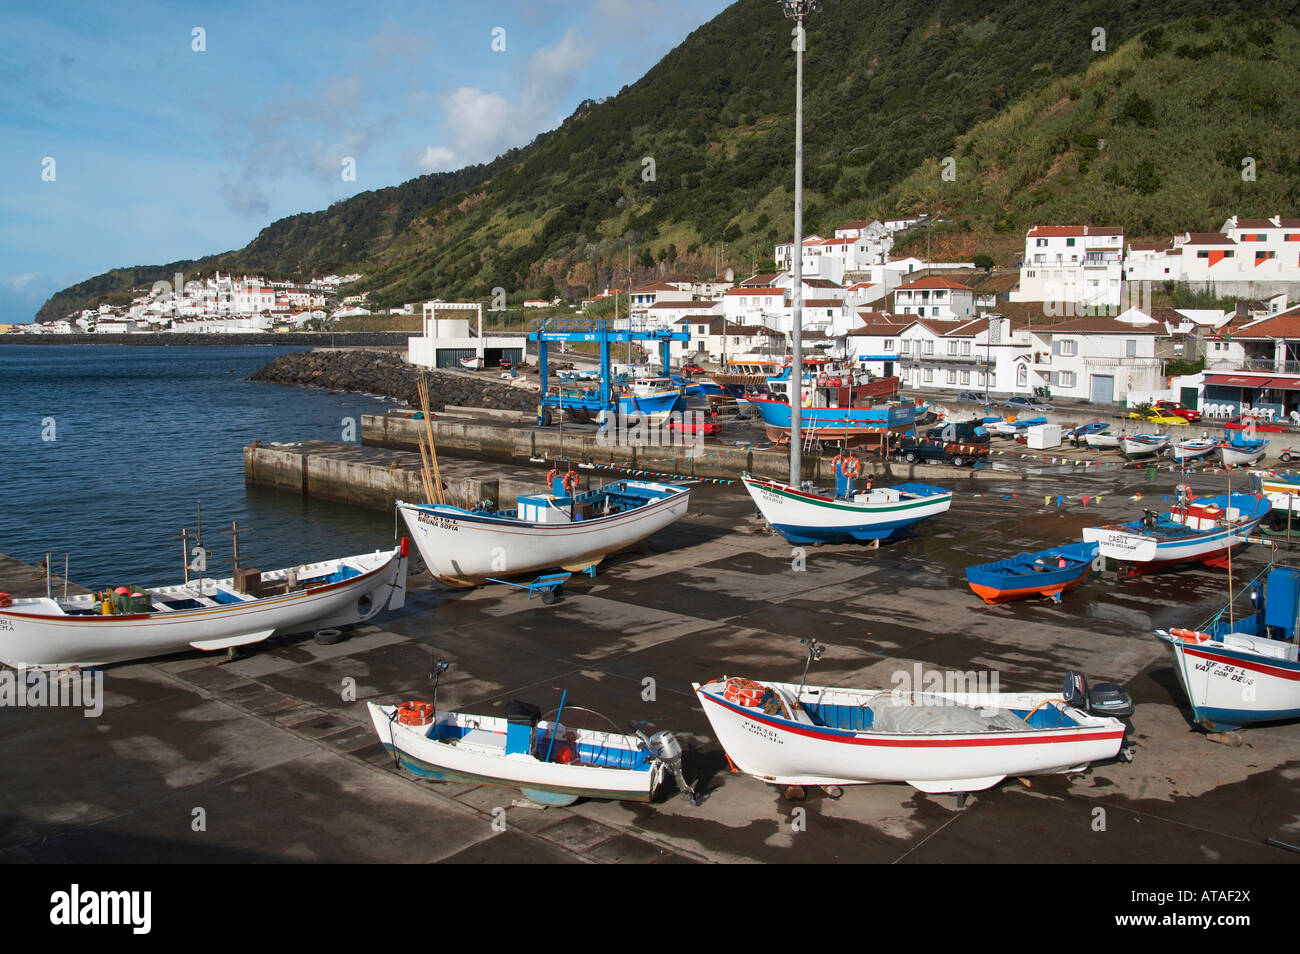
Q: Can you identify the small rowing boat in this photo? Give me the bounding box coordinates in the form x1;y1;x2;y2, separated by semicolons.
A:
1121;433;1170;459
369;694;696;805
965;541;1099;604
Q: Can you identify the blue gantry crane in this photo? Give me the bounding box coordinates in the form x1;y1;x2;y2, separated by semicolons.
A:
528;316;690;426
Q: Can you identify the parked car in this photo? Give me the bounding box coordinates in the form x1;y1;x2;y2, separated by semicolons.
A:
1127;405;1189;426
955;391;990;404
680;363;705;376
1223;415;1294;433
1153;400;1202;423
925;420;991;445
894;436;989;467
1005;396;1053;412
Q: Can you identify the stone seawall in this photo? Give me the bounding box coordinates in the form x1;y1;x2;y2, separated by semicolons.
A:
249;349;539;412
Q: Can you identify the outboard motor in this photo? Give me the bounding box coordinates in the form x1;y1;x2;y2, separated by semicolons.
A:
1063;670;1135;762
636;728;700;805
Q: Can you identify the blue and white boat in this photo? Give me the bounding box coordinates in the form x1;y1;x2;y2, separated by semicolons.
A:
965;542;1099;604
1219;434;1268;467
1081;491;1269;575
398;474;690;586
741;462;951;544
1172;435;1218;462
1155;566;1300;731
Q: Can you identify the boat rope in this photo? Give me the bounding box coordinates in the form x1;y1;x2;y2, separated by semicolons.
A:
1022;698;1067;722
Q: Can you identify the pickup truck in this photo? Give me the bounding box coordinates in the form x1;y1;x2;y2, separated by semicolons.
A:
925;421;991;445
894;436;990;467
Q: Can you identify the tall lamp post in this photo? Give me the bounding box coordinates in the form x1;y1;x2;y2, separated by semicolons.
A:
783;0;819;485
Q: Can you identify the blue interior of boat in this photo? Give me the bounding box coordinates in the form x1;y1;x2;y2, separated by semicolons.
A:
799;701;1079;730
211;588;248;604
302;565;362;585
803;702;875;730
428;723;652;770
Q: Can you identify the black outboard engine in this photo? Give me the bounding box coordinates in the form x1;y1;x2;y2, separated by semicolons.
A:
1063;670;1135;762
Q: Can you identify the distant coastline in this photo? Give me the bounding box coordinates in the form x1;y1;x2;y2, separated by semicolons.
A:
0;331;413;347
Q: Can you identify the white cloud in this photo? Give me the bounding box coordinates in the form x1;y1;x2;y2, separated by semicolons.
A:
417;146;457;172
2;272;38;291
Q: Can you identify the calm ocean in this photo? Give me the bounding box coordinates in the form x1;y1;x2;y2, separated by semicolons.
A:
0;345;400;587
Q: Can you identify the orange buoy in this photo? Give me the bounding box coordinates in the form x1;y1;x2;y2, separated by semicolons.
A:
723;678;767;707
396;701;435;726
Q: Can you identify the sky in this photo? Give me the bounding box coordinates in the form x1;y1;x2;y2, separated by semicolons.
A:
0;0;734;323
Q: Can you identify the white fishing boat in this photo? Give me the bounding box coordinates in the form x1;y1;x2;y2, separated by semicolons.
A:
1172;436;1217;462
1154;566;1300;732
368;696;695;805
1086;431;1124;450
693;675;1129;795
1250;469;1300;530
1219;437;1268;467
0;543;409;669
1081;491;1269;574
1121;433;1170;459
398;473;690;586
741;470;952;545
459;355;484;370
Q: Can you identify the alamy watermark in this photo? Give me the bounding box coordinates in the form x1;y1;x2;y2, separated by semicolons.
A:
889;663;1000;701
596;410;707;457
0;666;103;717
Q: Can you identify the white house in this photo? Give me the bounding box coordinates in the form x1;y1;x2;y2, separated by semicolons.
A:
673;316;783;363
1011;225;1124;309
894;316;1032;396
893;277;976;320
1026;315;1171;404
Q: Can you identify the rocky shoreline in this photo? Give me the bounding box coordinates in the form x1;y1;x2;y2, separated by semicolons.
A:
248;348;539;412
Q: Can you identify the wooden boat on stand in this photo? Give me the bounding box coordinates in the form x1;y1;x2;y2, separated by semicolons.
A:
0;540;410;669
370;664;699;805
742;452;951;544
1081;490;1269;576
693;640;1132;801
398;470;690;586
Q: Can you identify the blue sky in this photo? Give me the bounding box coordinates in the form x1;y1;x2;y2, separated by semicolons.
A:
0;0;734;322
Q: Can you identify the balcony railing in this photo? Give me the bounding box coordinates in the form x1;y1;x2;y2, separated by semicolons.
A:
1240;358;1300;374
900;353;985;366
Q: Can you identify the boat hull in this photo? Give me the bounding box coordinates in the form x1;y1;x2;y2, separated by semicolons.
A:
0;548;408;669
1156;632;1300;731
368;703;662;803
965;543;1099;604
1082;494;1269;572
398;481;690;585
742;476;952;544
747;396;917;430
694;680;1125;792
1220;443;1268;467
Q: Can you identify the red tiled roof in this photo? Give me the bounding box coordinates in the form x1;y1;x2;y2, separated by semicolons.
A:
1232;218;1275;229
1031;317;1162;334
725;287;784;296
802;299;844;308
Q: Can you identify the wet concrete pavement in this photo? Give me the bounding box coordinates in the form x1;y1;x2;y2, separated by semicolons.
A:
2;463;1298;863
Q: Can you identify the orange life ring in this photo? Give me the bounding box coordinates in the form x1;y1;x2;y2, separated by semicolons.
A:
831;454;844;474
562;470;579;494
840;456;862;479
547;468;558;486
723;677;767;707
0;592;10;608
396;701;435;726
1169;628;1212;644
818;372;829;386
831;377;842;388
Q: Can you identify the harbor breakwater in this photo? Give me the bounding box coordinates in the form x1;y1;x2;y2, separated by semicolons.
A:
0;331;413;347
249;349;538;412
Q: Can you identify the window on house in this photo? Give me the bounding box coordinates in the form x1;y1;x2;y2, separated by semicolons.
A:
960;371;970;385
1017;365;1027;387
1066;238;1076;247
1060;340;1077;356
961;342;971;356
923;369;934;383
1126;340;1137;358
947;370;957;384
884;339;894;351
1059;371;1075;387
1036;239;1047;247
948;341;958;355
923;341;934;355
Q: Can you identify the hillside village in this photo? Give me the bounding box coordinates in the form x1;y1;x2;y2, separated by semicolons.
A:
18;212;1300;421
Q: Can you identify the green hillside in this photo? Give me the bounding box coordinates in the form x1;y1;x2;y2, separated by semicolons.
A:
37;0;1300;321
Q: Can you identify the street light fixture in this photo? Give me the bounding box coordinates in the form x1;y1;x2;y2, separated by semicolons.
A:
782;0;820;484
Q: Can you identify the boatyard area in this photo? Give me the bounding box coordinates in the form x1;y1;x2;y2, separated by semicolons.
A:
2;464;1296;864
